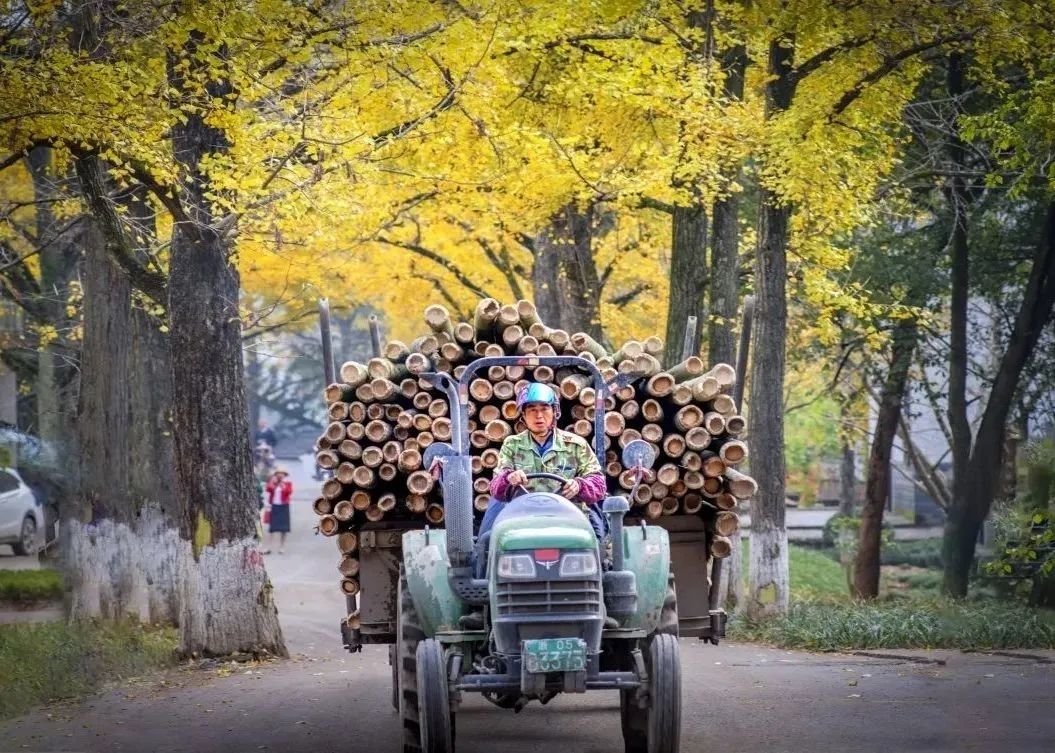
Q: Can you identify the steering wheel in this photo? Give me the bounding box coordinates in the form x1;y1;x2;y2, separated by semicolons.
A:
510;472;568;497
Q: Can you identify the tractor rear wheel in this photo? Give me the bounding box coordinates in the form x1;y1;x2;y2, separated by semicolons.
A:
416;638;454;753
620;633;681;753
398;567;425;752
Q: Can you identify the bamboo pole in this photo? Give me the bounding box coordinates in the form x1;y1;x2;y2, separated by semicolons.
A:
572;419;592;437
725;414;746;435
346;423;366;441
424;304;455;336
425;503;445;524
643;335;663;357
618;428;642;448
645;500;664;520
378;493;397;512
325;421;346;444
348;402;366;422
633;354;662;376
368;357;408;381
432;417;452;441
640;398;663;422
710;535;732;559
334;500;355;522
365;420;391;443
493;380;515;401
703;362;736;388
339;361;368;386
337;531;358;554
454;322;476;345
533;364;554;382
674;405;704;431
328;402;350;421
612;340;644;365
365;505;385;522
318;515;339;536
405;352;432;375
702;476;723;495
667;356;704;382
313;497;333;516
351;490;371;511
715;492;738;511
474;494;491;512
714;511;740;536
370;378;398;401
480;448;500;468
417;431;434;448
620;399;640;421
378;463;397;482
470;378;493;401
384;340;410;362
322;478;344;500
702;411;726;435
661;496;680;516
662;433;686;459
317;449;339;469
700;451;727;478
366;403;384;421
645;372;674;397
641;423;664;444
407;470;435;494
407;494;428;513
336;462;356;485
712;394;737;416
604;412;626;437
682;493;704;514
560;373;590;400
686;375;721;401
724;467;757;499
717;439;748;465
361;446;384;468
351;466;376;489
339;556;361;577
341;577;361;595
571;332;608;359
656;463;680;486
681;451;702;472
683;471;705;490
325;383;358;403
428;399;449;418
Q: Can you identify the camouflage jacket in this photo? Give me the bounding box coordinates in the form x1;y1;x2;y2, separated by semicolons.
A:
489;428;606;503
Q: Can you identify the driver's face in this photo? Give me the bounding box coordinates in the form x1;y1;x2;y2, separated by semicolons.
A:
523;403;554;434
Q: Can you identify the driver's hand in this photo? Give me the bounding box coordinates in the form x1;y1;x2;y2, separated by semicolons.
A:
506;469;528;488
560;478;581;500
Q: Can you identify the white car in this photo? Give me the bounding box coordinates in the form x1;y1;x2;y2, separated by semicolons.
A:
0;467;43;555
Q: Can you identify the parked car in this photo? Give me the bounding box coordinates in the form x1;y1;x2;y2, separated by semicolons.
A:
0;467;43;555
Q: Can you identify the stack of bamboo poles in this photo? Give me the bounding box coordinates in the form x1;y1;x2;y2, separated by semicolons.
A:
314;298;756;596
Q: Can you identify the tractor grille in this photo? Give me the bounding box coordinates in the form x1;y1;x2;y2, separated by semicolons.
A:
495;579;601;618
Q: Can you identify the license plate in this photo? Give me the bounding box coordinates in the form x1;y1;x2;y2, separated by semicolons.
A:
522;638;587;673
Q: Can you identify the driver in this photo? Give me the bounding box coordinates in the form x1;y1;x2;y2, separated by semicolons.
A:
477;382;608;547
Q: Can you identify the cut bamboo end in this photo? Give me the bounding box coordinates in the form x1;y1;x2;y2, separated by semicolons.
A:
662;434;686;458
345;610;361;630
348;402;367;422
710;535;732;559
341;577;361;595
313;497;333;516
407;470;435;495
643;335;663;356
424;304;454;335
325;421;346;444
322;478;344;500
688;375;721;401
316;450;339;469
470;430;490;449
613;340;644;364
354;383;375;402
364;505;385;522
470;378;493;401
346;423;365;441
620;399;640;421
674;405;704;431
702;476;723;495
480;448;500;469
571;332;608;359
604;412;625;436
378;463;398;482
417;431;434;448
318;515;339;536
684;427;711;451
640;398;663;423
681;451;702;472
339;555;361;577
641;423;664;444
406;494;428;514
368;357;407;381
668;355;704;382
712;394;737;417
377;493;397;512
646;373;674;397
704;362;736;388
454;322;476;344
516;299;539;327
718;439;748;465
351;490;371;510
336;463;356;485
700;451;727;478
683;471;705;490
484;420;512;442
412;412;432;431
645;500;663;520
405;352;432;375
669;384;693;406
325;383;357;403
715;511;740;537
337;531;358;554
725;415;746;435
361;446;384;468
328;402;350;421
427;399;449;418
497;304;520;329
682;493;704;515
474;494;490;513
425;503;445;525
351;466;376;488
432;417;452;441
337;440;362;461
560;373;590;400
661;497;679;516
618;428;642;449
339;361;368;386
384;340;410;362
501;324;524;349
724;467;758;499
370;378;398;401
715;492;738;511
635;483;654;504
656;463;680;486
532;364;554;382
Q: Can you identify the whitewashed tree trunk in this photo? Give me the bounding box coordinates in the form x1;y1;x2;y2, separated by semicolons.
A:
747;522;789;617
64;514;183;623
179;537;285;658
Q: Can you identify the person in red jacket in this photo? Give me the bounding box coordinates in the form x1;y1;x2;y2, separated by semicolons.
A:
263;467;293;554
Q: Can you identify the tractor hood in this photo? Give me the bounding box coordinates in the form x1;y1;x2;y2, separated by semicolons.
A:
491;493;596;552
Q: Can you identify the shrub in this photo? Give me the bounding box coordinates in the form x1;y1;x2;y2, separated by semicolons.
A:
822;514;895;549
880;538;944;569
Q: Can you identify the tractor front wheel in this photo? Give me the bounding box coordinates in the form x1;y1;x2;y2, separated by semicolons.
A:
621;633;681;753
416;638;454;753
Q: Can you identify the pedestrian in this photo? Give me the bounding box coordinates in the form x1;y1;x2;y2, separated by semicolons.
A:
255;419;278;449
262;467;293;554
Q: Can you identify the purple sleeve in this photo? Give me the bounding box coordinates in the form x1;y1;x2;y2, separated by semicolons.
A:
576;472;608;504
490;468;514;501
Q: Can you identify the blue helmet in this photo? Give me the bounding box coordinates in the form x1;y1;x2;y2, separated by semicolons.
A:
516;382;560;419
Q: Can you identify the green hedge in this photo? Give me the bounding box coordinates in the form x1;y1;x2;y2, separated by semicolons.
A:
0;569;63;603
0;619;178;718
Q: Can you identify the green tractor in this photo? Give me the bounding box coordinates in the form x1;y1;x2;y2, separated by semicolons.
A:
398;355;681;753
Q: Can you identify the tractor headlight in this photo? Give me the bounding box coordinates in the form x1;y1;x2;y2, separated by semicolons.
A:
497;553;536;579
559;552;598;578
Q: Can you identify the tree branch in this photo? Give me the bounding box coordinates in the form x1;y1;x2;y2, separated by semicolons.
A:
376;236;494;300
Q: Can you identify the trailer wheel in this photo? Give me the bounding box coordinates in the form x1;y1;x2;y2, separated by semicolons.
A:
416;638;454;753
398;568;426;752
621;633;681;753
657;575;678;636
389;644;399;711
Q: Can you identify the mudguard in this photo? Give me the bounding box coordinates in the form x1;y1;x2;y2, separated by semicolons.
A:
402;530;463;636
620;525;671;633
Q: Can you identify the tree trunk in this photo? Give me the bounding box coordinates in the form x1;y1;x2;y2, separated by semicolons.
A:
66;210;138;619
708;42;746;368
168;34;285;657
746;37;795;620
533;202;604;339
839;437;856;518
943;201;1055;595
663;205;708;366
853;318;917;599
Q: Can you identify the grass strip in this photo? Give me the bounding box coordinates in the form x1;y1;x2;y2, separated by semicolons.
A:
0;569;63;603
0;619;178;719
729;599;1055;651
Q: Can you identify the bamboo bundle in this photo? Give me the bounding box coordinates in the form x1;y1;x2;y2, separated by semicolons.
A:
315;298;759;597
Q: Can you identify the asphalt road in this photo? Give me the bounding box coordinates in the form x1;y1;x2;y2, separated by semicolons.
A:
2;458;1054;753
